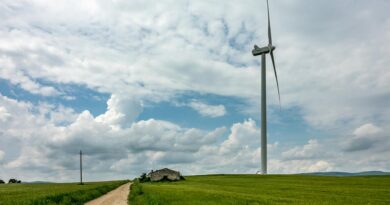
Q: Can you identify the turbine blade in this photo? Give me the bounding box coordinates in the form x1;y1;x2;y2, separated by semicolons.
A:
270;50;281;108
267;0;272;45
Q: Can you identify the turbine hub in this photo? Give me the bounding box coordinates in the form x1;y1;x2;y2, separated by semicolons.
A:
252;45;275;56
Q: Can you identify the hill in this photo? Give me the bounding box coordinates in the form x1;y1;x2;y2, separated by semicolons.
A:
300;171;390;176
129;174;390;205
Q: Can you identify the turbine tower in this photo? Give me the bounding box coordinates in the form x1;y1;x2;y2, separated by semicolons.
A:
252;0;280;174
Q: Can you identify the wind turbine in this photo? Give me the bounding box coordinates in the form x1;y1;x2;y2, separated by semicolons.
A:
252;0;281;174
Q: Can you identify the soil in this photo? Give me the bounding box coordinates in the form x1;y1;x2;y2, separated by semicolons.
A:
85;182;131;205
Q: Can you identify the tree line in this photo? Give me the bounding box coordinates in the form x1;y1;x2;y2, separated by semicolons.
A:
0;178;22;184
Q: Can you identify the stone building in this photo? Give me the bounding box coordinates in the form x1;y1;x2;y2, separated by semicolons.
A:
147;168;182;182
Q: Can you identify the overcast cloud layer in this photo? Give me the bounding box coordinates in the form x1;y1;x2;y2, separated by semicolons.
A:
0;0;389;181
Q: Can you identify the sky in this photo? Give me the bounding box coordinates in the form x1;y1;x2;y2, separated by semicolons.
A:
0;0;389;182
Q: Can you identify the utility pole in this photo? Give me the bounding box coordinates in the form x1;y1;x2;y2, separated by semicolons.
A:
80;150;83;185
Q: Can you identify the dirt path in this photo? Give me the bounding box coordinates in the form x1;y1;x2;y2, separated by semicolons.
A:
85;182;131;205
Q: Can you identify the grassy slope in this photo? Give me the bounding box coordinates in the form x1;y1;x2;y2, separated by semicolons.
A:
129;174;390;205
0;180;127;205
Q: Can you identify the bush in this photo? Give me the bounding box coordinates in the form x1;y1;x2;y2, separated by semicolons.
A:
0;179;5;184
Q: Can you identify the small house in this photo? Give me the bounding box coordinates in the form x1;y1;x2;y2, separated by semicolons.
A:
147;168;183;182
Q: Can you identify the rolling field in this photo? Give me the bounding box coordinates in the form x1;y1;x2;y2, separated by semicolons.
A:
0;180;128;205
129;174;390;205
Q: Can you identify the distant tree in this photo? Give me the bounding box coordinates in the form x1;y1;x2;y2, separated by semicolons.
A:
0;179;5;184
8;178;21;184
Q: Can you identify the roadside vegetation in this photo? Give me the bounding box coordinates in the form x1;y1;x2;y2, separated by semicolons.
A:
129;174;390;205
0;180;128;205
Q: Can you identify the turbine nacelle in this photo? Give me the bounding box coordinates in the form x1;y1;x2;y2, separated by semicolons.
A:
252;45;275;56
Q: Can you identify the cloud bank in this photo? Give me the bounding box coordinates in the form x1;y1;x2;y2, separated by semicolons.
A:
1;94;389;181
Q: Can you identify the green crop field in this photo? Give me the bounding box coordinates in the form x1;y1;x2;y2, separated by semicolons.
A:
129;174;390;205
0;180;128;205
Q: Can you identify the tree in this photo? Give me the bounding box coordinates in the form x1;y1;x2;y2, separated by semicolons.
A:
139;173;150;183
0;179;5;184
8;178;21;184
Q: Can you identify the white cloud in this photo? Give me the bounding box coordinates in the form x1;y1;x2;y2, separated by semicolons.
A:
0;150;4;161
0;65;60;97
275;123;390;173
270;159;334;173
0;106;11;122
63;96;76;101
344;123;386;152
220;119;259;153
96;94;143;128
282;139;327;160
353;123;382;137
0;34;62;96
188;100;226;118
307;161;333;172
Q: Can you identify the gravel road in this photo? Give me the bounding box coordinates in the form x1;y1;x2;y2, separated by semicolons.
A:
85;182;131;205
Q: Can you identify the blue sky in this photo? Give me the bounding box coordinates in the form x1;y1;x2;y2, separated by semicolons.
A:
0;0;389;182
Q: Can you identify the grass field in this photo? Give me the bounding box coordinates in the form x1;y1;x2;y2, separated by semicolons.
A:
0;180;128;205
129;174;390;205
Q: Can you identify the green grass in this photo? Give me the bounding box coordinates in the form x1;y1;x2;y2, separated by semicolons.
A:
0;180;128;205
129;174;390;205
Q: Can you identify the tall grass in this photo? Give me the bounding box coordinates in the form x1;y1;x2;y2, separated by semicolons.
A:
0;180;128;205
130;180;164;205
129;175;390;205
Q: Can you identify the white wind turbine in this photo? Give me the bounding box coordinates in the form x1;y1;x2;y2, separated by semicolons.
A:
252;0;281;174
